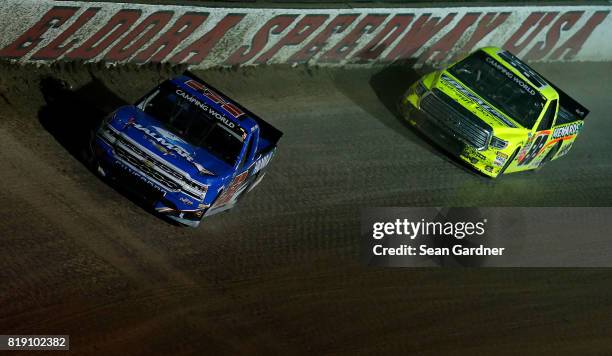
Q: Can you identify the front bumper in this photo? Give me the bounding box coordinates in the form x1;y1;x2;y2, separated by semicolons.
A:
401;103;504;178
92;135;208;226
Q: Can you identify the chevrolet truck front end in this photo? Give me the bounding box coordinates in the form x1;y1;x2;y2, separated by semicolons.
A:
93;118;211;227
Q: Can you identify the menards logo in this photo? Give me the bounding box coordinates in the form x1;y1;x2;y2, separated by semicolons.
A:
552;122;583;139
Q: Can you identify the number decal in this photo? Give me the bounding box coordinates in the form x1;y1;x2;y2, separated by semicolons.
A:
213;171;250;207
518;134;548;166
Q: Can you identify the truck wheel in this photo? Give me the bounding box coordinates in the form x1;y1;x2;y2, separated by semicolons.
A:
85;131;100;172
537;142;561;170
497;146;520;177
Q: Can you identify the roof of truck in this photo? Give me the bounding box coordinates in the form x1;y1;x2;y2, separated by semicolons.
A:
479;47;558;101
170;74;258;138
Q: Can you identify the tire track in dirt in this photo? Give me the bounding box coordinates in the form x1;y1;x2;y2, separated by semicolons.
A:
0;60;611;353
0;125;196;289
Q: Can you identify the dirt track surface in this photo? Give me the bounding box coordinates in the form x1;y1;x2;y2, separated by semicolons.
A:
1;60;612;354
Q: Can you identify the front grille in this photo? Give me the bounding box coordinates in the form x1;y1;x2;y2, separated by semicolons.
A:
100;126;207;200
118;138;185;182
114;145;182;191
110;162;165;204
420;89;492;150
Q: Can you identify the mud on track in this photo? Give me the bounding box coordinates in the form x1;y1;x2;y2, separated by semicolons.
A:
1;60;612;354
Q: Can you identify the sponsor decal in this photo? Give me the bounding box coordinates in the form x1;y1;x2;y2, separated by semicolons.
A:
462;145;486;161
253;151;274;174
517;140;532;162
179;196;194;205
0;2;608;67
441;74;517;128
175;88;237;129
518;131;550;166
150;141;176;157
498;50;548;88
184;80;245;119
485;55;537;95
214;170;250;207
131;122;195;162
552;122;583;139
129;122;214;176
494;151;508;166
154;126;188;144
116;160;167;195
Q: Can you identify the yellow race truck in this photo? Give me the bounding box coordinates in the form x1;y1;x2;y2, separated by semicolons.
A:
400;47;588;178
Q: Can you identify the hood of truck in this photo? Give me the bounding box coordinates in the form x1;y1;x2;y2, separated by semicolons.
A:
109;106;235;182
433;71;521;130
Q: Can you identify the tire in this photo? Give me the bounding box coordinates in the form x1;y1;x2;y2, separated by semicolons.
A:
497;146;520;177
396;91;410;118
84;130;100;172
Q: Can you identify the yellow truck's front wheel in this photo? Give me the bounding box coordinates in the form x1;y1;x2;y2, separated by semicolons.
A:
498;147;521;176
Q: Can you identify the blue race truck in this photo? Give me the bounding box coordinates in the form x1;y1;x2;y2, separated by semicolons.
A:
91;71;282;227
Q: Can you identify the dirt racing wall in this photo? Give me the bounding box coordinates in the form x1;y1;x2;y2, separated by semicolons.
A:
0;1;610;68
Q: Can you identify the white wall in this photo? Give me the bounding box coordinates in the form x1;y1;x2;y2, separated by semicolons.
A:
0;0;609;68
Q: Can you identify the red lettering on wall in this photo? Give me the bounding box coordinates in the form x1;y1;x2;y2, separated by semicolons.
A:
503;12;558;55
353;14;414;62
386;13;456;61
288;14;359;64
550;10;609;60
320;14;388;63
65;9;142;60
255;14;328;64
134;12;208;63
226;15;297;65
457;12;510;55
170;14;245;65
104;11;173;62
419;12;480;64
524;11;584;61
0;6;78;59
31;7;100;60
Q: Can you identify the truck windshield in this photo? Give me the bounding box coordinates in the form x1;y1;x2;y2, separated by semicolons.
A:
142;83;244;165
448;51;545;128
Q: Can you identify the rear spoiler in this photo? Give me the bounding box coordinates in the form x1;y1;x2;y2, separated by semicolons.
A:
549;82;589;121
182;70;283;145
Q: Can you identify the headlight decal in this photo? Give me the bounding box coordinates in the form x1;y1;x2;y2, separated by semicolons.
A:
490;136;508;150
415;81;428;97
